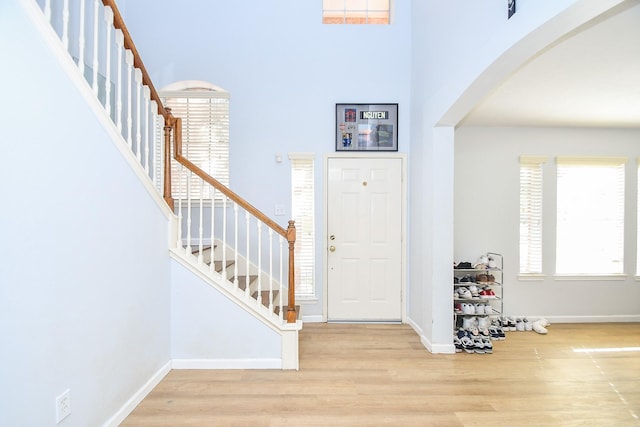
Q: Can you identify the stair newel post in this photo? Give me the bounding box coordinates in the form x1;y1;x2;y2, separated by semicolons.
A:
286;220;297;323
163;109;174;210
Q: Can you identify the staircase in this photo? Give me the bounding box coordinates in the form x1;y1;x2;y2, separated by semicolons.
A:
30;0;302;369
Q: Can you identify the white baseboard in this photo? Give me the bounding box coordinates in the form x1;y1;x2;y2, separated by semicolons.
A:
102;360;172;427
512;315;640;324
406;318;456;354
301;314;324;323
172;358;282;370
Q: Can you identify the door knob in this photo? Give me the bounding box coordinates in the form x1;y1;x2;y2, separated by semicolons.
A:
329;245;336;252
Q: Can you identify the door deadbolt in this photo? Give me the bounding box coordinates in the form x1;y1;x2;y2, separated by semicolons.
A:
330;235;335;240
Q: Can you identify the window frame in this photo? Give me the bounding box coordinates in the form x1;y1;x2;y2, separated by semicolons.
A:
289;153;317;300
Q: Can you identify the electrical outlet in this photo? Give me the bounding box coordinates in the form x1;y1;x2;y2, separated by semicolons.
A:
274;204;285;216
56;389;71;423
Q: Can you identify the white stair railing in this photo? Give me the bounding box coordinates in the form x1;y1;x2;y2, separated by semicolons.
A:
35;0;163;193
172;161;290;324
33;0;298;327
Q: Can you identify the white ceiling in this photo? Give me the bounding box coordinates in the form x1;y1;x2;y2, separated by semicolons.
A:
460;2;640;128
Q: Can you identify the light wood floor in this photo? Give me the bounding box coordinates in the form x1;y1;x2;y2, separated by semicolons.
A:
122;322;640;426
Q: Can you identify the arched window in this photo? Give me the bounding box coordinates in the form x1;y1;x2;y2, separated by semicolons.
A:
160;80;229;199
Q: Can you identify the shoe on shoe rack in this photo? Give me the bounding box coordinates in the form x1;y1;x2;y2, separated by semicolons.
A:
516;318;525;332
484;304;493;315
457;287;472;299
461;303;473;315
532;321;548;334
460;274;474;282
454;276;459;284
462;316;477;330
476;273;488;283
468;284;479;297
474;303;485;315
486;274;495;283
454;303;463;314
477;316;491;330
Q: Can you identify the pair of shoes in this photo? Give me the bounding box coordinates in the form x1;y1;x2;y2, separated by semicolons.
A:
460;275;475;283
502;317;516;331
455;261;473;269
532;318;550;334
490;320;506;340
457;287;472;299
516;318;525;331
479;288;496;298
476;273;489;283
461;303;475;315
524;318;533;331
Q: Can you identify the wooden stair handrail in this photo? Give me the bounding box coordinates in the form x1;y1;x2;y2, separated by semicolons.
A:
102;0;296;322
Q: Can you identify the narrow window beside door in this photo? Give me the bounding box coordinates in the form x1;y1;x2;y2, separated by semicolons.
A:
290;153;316;299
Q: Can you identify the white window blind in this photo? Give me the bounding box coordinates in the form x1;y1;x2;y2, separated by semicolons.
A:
519;156;547;274
159;86;229;199
556;157;626;275
290;153;315;299
322;0;390;24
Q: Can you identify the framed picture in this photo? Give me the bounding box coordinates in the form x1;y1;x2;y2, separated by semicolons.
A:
335;103;398;152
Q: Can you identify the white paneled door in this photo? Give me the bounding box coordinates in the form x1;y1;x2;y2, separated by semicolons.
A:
327;157;402;321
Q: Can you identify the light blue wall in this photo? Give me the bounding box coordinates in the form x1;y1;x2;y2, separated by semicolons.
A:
118;0;412;317
0;1;172;425
409;0;628;349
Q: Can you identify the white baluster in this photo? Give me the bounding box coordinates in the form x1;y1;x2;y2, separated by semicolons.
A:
91;0;99;96
77;0;85;74
222;195;227;277
176;162;183;250
134;69;143;162
245;212;250;297
257;222;262;307
125;50;133;149
186;170;192;255
151;100;159;187
44;0;51;22
143;86;150;175
209;187;216;274
279;236;284;321
198;180;204;265
104;6;113;116
233;203;239;288
268;228;274;311
62;0;69;50
115;30;124;132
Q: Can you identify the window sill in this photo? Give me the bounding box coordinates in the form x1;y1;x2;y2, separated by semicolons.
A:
518;274;547;281
295;297;318;304
554;274;627;281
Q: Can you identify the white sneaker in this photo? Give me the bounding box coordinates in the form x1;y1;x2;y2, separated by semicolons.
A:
474;303;485;315
477;316;491;330
462;316;477;330
516;318;525;332
524;318;533;331
532;321;548;334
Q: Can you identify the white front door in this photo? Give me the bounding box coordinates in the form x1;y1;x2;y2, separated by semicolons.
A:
327;157;402;321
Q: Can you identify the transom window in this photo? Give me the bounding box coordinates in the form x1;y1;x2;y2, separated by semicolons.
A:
322;0;390;24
